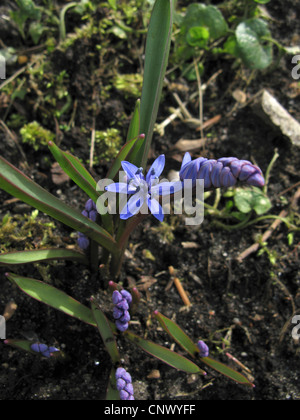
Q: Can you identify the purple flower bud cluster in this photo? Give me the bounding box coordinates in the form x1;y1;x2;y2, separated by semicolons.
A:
179;152;265;189
115;367;134;400
197;340;209;358
112;290;132;332
77;199;98;250
30;342;60;358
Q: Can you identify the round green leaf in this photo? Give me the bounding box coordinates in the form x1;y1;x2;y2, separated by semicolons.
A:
235;18;273;69
186;26;210;47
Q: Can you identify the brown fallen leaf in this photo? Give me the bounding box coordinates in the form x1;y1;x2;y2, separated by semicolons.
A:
51;162;70;185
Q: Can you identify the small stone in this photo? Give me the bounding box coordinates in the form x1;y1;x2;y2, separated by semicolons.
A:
252;89;300;146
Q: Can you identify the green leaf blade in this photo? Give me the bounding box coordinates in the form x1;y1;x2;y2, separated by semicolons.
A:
133;0;174;168
48;142;99;202
0;157;117;253
0;248;89;266
154;311;199;358
124;330;205;375
91;298;120;364
200;357;255;388
235;18;273;69
6;272;96;327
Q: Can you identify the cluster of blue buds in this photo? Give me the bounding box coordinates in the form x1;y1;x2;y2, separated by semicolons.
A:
197;340;209;358
179;152;265;189
77;199;98;250
112;289;132;332
30;342;60;358
115;367;134;400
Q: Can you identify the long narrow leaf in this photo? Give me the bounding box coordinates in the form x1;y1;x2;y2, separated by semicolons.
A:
124;330;206;375
0;248;89;266
0;157;117;253
48;142;113;233
91;297;120;364
106;367;120;400
154;311;198;358
200;357;254;388
6;272;97;327
133;0;174;168
154;311;254;387
4;339;39;355
48;141;99;202
106;133;143;181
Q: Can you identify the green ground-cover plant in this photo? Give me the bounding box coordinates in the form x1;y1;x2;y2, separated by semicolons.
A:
172;0;294;80
1;0;269;399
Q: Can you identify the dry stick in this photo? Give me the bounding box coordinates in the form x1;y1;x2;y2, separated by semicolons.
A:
193;57;204;144
89;116;96;170
0;119;28;164
168;266;191;306
236;208;289;262
237;186;300;262
157;70;223;136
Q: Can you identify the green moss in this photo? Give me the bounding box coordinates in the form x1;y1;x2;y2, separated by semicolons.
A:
0;210;57;253
20;121;55;151
114;73;143;99
89;128;123;165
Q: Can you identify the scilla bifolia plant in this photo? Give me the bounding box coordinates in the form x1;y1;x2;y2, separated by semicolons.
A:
1;0;262;398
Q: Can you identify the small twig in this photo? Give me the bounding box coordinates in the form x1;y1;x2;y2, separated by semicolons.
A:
168;266;191;306
236;209;288;262
263;148;280;195
0;119;28;164
89;116;96;170
193;57;204;145
3;301;17;321
225;352;252;374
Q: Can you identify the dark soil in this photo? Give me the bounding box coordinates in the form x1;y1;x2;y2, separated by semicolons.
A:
1;0;300;401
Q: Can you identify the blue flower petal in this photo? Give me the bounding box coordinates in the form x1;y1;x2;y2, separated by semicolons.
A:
146;154;165;184
105;182;136;194
151;181;182;196
121;161;141;180
180;152;192;170
147;197;164;222
120;191;145;219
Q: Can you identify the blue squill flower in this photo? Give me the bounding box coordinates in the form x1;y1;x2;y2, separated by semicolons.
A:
77;199;98;250
112;290;132;332
115;367;134;400
179;153;265;188
197;340;209;358
105;155;182;221
30;342;60;358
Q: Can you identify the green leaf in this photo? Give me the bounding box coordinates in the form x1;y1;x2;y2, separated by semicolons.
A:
154;311;199;359
0;248;89;266
200;357;254;387
186;26;210;47
6;272;97;326
182;4;228;40
154;312;254;387
48;142;99;202
106;133;142;181
91;298;120;364
254;0;271;3
0;156;117;253
234;187;272;215
4;339;39;355
124;330;205;374
106;367;120;400
133;0;174;168
235;18;273;69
